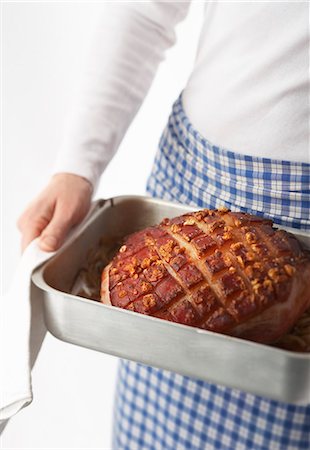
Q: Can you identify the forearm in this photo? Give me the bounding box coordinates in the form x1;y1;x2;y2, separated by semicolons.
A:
53;2;191;192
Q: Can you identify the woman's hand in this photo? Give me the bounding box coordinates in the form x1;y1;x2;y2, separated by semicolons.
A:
17;173;93;252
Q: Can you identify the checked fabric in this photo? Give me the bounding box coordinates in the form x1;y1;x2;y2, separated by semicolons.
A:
112;95;310;450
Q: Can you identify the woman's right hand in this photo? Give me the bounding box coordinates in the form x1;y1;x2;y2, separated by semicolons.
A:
17;173;93;252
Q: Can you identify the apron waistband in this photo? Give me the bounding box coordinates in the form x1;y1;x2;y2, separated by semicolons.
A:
148;95;310;230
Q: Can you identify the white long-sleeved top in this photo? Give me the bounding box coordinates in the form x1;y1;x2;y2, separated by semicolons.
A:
53;1;310;191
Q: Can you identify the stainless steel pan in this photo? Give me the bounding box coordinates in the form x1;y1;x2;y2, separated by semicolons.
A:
32;196;310;404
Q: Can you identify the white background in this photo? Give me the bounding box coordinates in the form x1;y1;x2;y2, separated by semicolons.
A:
1;2;203;448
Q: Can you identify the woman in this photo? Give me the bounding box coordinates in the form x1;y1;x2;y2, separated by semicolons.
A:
18;2;309;449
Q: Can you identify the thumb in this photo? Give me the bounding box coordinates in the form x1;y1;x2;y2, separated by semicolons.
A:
39;203;76;252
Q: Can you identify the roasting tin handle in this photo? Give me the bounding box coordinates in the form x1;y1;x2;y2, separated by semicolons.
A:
89;198;107;215
83;196;133;226
48;196;131;255
73;198;108;234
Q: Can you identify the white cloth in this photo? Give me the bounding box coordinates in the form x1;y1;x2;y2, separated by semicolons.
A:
0;240;54;421
53;1;309;192
0;203;98;421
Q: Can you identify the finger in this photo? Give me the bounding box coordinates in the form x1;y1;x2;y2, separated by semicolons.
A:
39;203;75;252
17;200;36;232
21;226;42;252
21;211;53;252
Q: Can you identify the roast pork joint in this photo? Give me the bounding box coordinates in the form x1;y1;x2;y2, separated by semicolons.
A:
101;209;310;344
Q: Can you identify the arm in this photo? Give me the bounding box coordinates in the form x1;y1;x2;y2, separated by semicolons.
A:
53;2;191;191
18;2;191;251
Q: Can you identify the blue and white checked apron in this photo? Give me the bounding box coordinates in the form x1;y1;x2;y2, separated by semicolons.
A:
112;96;310;450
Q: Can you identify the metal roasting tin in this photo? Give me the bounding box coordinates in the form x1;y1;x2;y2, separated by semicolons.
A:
32;196;310;404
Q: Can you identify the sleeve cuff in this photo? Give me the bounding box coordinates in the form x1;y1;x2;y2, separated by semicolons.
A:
51;158;102;195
